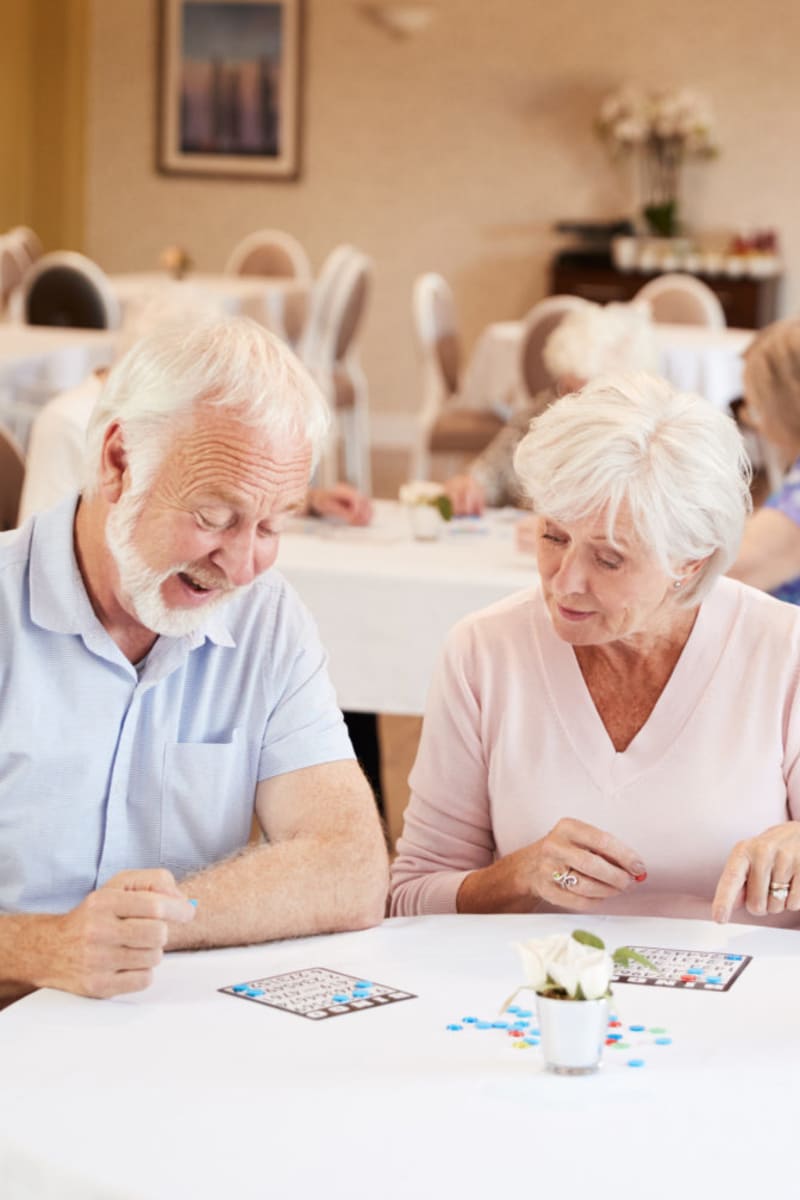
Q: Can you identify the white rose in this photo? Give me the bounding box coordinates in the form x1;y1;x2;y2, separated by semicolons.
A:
398;480;445;505
515;933;613;1000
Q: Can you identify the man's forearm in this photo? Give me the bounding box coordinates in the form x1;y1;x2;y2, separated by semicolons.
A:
0;913;61;999
167;831;389;951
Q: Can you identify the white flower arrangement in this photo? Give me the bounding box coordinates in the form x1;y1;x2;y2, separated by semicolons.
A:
596;84;718;236
398;481;453;521
505;930;657;1004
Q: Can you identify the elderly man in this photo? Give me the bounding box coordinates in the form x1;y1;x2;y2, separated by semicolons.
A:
0;316;388;1005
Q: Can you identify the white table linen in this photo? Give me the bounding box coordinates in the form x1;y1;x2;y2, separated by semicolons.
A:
0;912;796;1199
0;325;115;449
460;320;754;415
277;500;534;714
108;272;309;342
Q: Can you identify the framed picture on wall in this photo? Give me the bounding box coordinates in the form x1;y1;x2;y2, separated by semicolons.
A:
158;0;302;179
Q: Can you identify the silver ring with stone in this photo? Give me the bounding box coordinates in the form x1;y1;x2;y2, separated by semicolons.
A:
552;868;579;890
769;882;790;901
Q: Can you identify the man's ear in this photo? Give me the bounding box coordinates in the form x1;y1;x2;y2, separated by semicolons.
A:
98;422;129;503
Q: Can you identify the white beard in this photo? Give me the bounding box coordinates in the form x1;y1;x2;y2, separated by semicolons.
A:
105;491;239;638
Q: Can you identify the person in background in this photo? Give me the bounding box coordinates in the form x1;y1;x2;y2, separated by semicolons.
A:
727;319;800;602
391;374;800;928
443;302;658;517
0;316;388;1005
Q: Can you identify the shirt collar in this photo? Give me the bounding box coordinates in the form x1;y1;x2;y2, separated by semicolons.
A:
28;494;235;650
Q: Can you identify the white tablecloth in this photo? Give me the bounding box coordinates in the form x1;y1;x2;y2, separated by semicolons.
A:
460;320;754;415
277;500;534;714
0;326;116;449
109;272;309;342
0;912;796;1199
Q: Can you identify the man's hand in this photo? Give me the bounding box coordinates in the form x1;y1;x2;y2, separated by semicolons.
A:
713;822;800;923
443;474;486;516
37;869;196;999
306;484;373;526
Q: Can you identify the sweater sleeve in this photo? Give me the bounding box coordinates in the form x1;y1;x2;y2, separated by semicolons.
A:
389;622;496;915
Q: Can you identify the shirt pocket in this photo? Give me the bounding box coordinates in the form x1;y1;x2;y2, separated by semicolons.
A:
160;729;255;875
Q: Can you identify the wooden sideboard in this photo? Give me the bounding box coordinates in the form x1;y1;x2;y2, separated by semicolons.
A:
550;259;781;329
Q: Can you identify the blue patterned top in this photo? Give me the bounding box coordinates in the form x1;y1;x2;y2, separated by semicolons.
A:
765;457;800;605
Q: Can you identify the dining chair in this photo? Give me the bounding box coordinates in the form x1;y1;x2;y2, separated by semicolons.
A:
410;272;503;481
0;424;25;532
303;247;373;492
22;251;121;330
225;229;312;281
634;273;726;328
517;294;594;398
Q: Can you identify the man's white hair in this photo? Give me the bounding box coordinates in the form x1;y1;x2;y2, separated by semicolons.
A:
543;301;659;380
84;315;330;496
513;373;752;605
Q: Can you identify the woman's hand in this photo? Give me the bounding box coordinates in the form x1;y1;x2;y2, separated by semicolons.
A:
443;474;486;516
306;484;373;526
713;821;800;923
457;817;647;914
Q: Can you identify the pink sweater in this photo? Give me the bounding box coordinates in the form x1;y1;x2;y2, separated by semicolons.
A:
390;577;800;926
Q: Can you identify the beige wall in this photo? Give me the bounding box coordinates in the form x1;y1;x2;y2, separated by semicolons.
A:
0;0;88;250
0;0;34;231
85;0;800;424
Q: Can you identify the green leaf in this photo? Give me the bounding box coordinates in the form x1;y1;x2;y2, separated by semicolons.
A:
572;929;605;951
612;947;660;973
433;494;453;521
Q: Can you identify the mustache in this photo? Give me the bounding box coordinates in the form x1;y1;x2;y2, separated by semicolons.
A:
176;565;237;593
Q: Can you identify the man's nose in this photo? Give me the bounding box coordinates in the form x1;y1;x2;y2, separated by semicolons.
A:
215;527;274;587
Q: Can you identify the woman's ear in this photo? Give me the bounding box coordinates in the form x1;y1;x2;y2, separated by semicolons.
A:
675;555;711;587
98;422;128;503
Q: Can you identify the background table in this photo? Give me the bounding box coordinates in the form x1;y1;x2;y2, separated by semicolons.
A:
277;500;534;714
0;325;116;449
0;912;796;1199
109;272;310;343
461;320;754;417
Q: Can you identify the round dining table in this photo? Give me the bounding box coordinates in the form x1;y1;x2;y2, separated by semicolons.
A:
0;912;796;1198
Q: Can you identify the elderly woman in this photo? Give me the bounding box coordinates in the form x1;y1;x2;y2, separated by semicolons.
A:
390;374;800;927
444;301;657;515
728;319;800;603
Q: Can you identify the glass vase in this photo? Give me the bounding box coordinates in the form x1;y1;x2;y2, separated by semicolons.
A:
536;994;609;1075
407;504;443;541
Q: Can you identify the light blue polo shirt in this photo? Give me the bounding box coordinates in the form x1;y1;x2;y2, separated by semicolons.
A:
0;496;354;913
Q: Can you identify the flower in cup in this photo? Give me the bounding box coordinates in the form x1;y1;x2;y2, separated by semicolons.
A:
506;930;657;1005
398;480;453;521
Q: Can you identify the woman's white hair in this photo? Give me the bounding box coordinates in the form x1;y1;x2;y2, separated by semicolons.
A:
84;315;330;497
543;301;659;380
513;373;752;605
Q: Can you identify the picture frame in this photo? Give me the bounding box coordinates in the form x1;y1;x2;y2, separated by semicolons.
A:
158;0;302;180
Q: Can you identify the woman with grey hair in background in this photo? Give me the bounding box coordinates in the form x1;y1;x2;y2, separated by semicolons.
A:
729;318;800;604
391;374;800;927
443;301;657;515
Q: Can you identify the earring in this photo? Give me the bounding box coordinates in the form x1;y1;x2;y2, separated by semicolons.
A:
673;579;682;589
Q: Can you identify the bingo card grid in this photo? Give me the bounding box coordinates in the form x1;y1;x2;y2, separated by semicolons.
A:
611;945;752;992
219;967;417;1020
